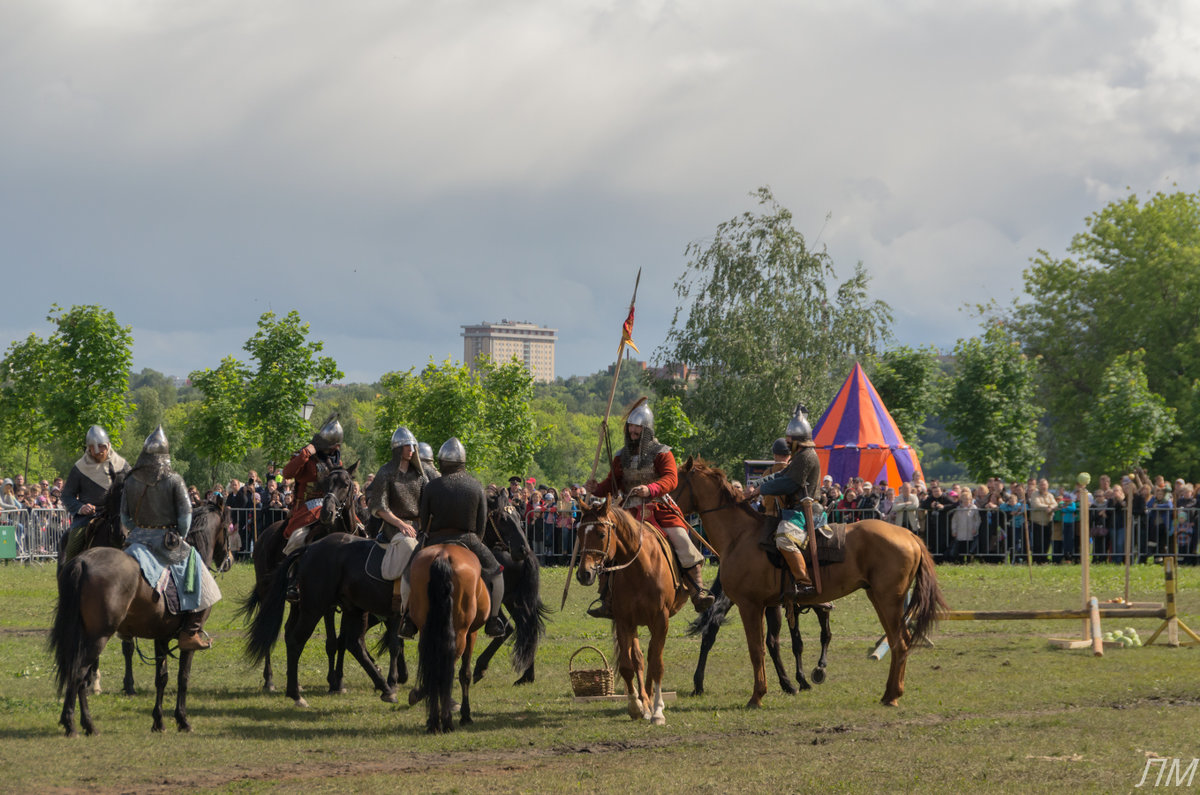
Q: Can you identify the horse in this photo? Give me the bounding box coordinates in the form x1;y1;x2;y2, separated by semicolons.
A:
687;573;832;696
471;490;550;686
672;458;946;706
56;473;138;696
408;544;488;733
238;464;387;695
575;498;687;725
48;501;231;736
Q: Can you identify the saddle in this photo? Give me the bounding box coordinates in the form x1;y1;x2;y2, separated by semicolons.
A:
765;522;847;570
647;524;682;593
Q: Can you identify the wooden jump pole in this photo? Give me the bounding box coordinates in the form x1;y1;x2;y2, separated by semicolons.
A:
1078;480;1092;640
1142;555;1200;648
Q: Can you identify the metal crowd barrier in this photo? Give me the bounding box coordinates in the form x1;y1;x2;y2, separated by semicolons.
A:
0;507;69;563
225;506;290;558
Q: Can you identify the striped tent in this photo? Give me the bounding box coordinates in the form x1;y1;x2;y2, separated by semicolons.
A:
811;362;925;489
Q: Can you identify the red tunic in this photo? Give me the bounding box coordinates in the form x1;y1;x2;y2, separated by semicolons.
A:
281;446;324;538
592;449;688;531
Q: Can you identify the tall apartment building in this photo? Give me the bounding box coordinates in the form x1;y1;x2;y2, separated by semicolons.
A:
461;320;558;383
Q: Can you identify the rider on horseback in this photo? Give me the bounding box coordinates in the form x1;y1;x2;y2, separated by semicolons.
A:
750;404;819;599
399;437;509;639
365;426;426;614
60;425;130;564
417;441;440;481
282;414;344;602
120;426;222;651
586;399;716;618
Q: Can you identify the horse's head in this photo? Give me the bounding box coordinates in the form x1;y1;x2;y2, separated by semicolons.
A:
487;489;531;562
89;473;129;550
189;501;233;573
574;497;621;587
319;462;359;530
671;456;732;516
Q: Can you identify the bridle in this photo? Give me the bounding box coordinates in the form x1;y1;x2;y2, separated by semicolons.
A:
186;508;233;574
678;468;735;518
486;504;525;553
577;510;644;574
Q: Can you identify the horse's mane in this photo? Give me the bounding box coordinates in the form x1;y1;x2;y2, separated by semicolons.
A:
686;458;767;522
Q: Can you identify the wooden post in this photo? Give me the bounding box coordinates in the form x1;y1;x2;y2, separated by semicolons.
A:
1079;483;1091;640
1124;491;1134;604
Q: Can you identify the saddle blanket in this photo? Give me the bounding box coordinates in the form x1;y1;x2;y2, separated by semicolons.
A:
126;544;221;613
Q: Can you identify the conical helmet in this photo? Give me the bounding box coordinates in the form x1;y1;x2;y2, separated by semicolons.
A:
85;425;111;449
312;414;344;453
438;437;467;464
785;404;812;443
625;400;654;432
418;442;434;462
143;425;170;455
390;426;418;450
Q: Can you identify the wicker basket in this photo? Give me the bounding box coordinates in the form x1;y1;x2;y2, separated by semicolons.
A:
568;645;615;697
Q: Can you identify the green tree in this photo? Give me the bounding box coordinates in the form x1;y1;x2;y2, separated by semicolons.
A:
243;311;343;463
868;345;944;445
187;356;254;482
0;334;55;479
480;358;543;479
1081;350;1180;475
655;187;892;473
1009;189;1200;477
653;395;698;459
43;304;134;450
942;323;1044;481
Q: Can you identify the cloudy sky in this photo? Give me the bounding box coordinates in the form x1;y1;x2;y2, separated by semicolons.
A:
3;1;1198;383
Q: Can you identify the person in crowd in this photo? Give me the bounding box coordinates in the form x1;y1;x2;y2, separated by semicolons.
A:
949;484;979;563
1089;488;1109;563
920;482;955;558
887;481;921;535
1056;488;1078;563
877;484;895;519
857;480;881;520
1;478;25;554
1107;482;1129;563
1176;484;1196;558
557;483;578;556
60;425;131;563
1028;478;1058;564
1147;484;1173;560
975;485;999;556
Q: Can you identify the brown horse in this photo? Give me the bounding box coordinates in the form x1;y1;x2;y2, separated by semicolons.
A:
48;503;231;736
672;458;946;707
575;498;688;725
408;543;488;733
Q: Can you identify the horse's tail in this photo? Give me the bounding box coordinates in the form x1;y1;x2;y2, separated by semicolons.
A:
904;540;948;646
48;558;86;697
243;553;293;666
235;583;262;625
509;556;549;674
417;555;457;729
686;574;730;637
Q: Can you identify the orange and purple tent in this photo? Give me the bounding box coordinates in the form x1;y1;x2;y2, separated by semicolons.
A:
812;362;924;489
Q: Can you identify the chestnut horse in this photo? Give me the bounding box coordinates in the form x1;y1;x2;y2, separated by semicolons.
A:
575;498;688;725
408;544;488;733
672;458;945;707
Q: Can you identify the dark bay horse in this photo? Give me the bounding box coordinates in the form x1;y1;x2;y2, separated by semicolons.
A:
575;498;687;725
472;491;549;686
409;544;488;733
49;502;231;736
688;574;832;696
672;458;946;706
238;464;380;694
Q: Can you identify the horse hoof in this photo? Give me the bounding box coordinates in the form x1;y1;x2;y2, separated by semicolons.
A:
811;668;826;685
746;699;762;709
472;670;485;684
64;728;78;738
881;698;898;707
651;715;666;726
177;723;192;733
294;697;309;708
329;686;347;695
152;723;165;733
263;684;276;693
123;688;136;697
381;691;398;704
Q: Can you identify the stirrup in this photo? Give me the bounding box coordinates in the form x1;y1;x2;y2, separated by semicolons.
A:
786;582;819;600
177;630;211;651
586;598;613;619
398;614;417;639
484;615;509;638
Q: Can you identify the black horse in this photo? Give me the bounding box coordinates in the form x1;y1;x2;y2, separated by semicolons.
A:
237;464;387;695
471;490;550;685
688;574;832;696
49;501;231;735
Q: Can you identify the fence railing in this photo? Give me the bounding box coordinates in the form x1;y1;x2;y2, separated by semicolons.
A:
1;507;70;563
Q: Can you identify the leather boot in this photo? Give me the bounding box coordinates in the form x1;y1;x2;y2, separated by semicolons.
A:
177;612;211;651
484;613;510;638
586;575;613;619
779;548;818;599
391;579;404;615
285;559;301;604
398;612;418;639
684;565;716;612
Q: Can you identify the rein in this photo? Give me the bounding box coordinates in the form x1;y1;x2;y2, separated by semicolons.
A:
579;513;644;574
680;470;735;517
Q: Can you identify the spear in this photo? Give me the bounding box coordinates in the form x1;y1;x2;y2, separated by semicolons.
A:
562;268;642;609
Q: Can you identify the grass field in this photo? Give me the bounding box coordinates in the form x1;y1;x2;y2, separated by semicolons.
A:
1;558;1198;793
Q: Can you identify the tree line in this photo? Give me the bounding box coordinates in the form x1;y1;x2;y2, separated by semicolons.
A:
3;187;1197;487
